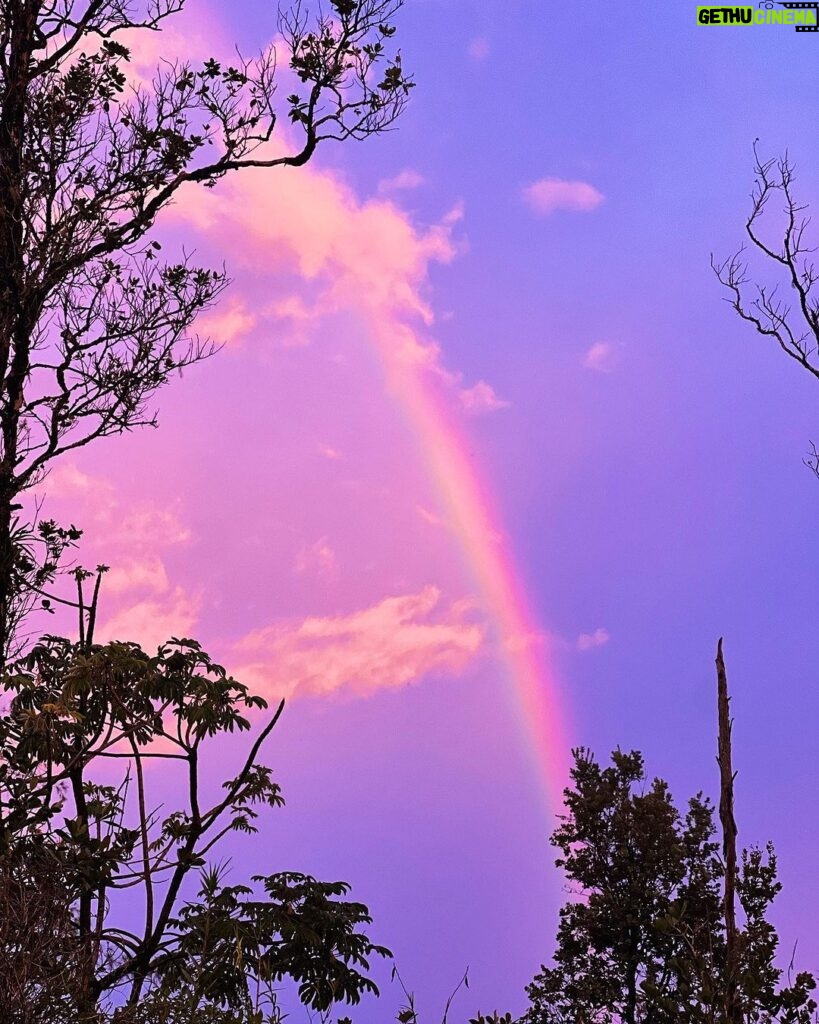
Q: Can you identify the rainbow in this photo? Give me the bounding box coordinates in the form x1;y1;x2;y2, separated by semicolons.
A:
372;323;573;818
183;156;573;813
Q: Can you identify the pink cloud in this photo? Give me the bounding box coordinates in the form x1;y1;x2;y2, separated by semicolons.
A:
43;462;116;507
294;537;338;578
378;169;426;194
117;7;226;88
100;588;200;650
522;177;604;216
502;630;548;655
32;33;505;706
467;37;491;62
582;341;620;373
577;627;610;651
459;380;509;415
316;442;343;461
195;297;257;347
105;557;169;596
233;587;484;701
417;505;445;528
168;162;464;371
263;295;323;348
34;464;198;649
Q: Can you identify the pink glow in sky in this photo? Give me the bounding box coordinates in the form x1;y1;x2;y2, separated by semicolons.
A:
32;1;819;1019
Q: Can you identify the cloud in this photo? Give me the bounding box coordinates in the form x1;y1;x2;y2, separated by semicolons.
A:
577;627;610;652
264;295;323;348
118;10;225;88
316;442;343;461
522;177;604;216
459;380;509;415
168;157;467;390
416;505;444;528
294;537;338;578
100;588;200;650
378;169;426;194
502;630;548;655
195;297;257;347
37;136;486;687
582;341;620;373
467;37;490;62
233;586;484;701
105;557;169;596
43;462;117;508
35;464;198;650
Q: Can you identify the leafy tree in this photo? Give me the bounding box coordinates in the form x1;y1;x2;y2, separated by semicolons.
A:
0;0;413;657
522;747;724;1024
0;833;84;1022
0;613;391;1022
521;746;817;1024
0;2;413;1018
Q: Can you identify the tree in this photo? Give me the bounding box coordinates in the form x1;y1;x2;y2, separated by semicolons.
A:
0;833;84;1022
0;1;412;1019
522;644;817;1024
712;147;819;474
0;0;413;657
0;602;391;1022
717;638;741;1024
522;747;726;1024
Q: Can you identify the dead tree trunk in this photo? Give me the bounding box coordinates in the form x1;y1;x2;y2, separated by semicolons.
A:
716;637;741;1024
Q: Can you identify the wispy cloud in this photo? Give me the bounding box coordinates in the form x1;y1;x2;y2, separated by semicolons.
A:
378;168;426;194
37;464;199;649
467;37;490;63
264;295;323;348
523;177;604;216
170;160;463;370
101;589;200;651
294;537;338;578
195;297;256;346
459;380;509;415
416;505;444;529
582;341;620;373
233;587;484;701
577;627;610;652
316;442;343;461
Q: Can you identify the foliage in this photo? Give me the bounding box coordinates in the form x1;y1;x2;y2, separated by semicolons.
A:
521;748;817;1024
0;0;413;654
0;836;86;1022
0;629;390;1021
0;2;412;1020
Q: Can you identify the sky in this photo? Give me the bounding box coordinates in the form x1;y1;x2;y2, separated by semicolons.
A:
35;1;819;1020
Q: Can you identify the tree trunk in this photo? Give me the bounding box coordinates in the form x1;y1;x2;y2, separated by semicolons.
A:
625;924;639;1024
716;638;741;1024
0;1;38;660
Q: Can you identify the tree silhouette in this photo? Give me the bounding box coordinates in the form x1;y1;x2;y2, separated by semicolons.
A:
0;2;411;1019
0;0;412;657
713;146;819;477
522;646;817;1024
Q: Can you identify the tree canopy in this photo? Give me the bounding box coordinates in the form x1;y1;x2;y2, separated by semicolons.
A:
0;0;412;655
522;746;817;1024
0;2;411;1020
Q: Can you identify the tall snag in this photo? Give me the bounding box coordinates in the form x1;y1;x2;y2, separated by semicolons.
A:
716;637;741;1024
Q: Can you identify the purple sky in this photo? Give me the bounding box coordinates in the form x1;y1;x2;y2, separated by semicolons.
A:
38;2;819;1020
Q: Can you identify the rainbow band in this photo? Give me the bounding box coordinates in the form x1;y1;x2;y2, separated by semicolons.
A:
375;327;572;818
